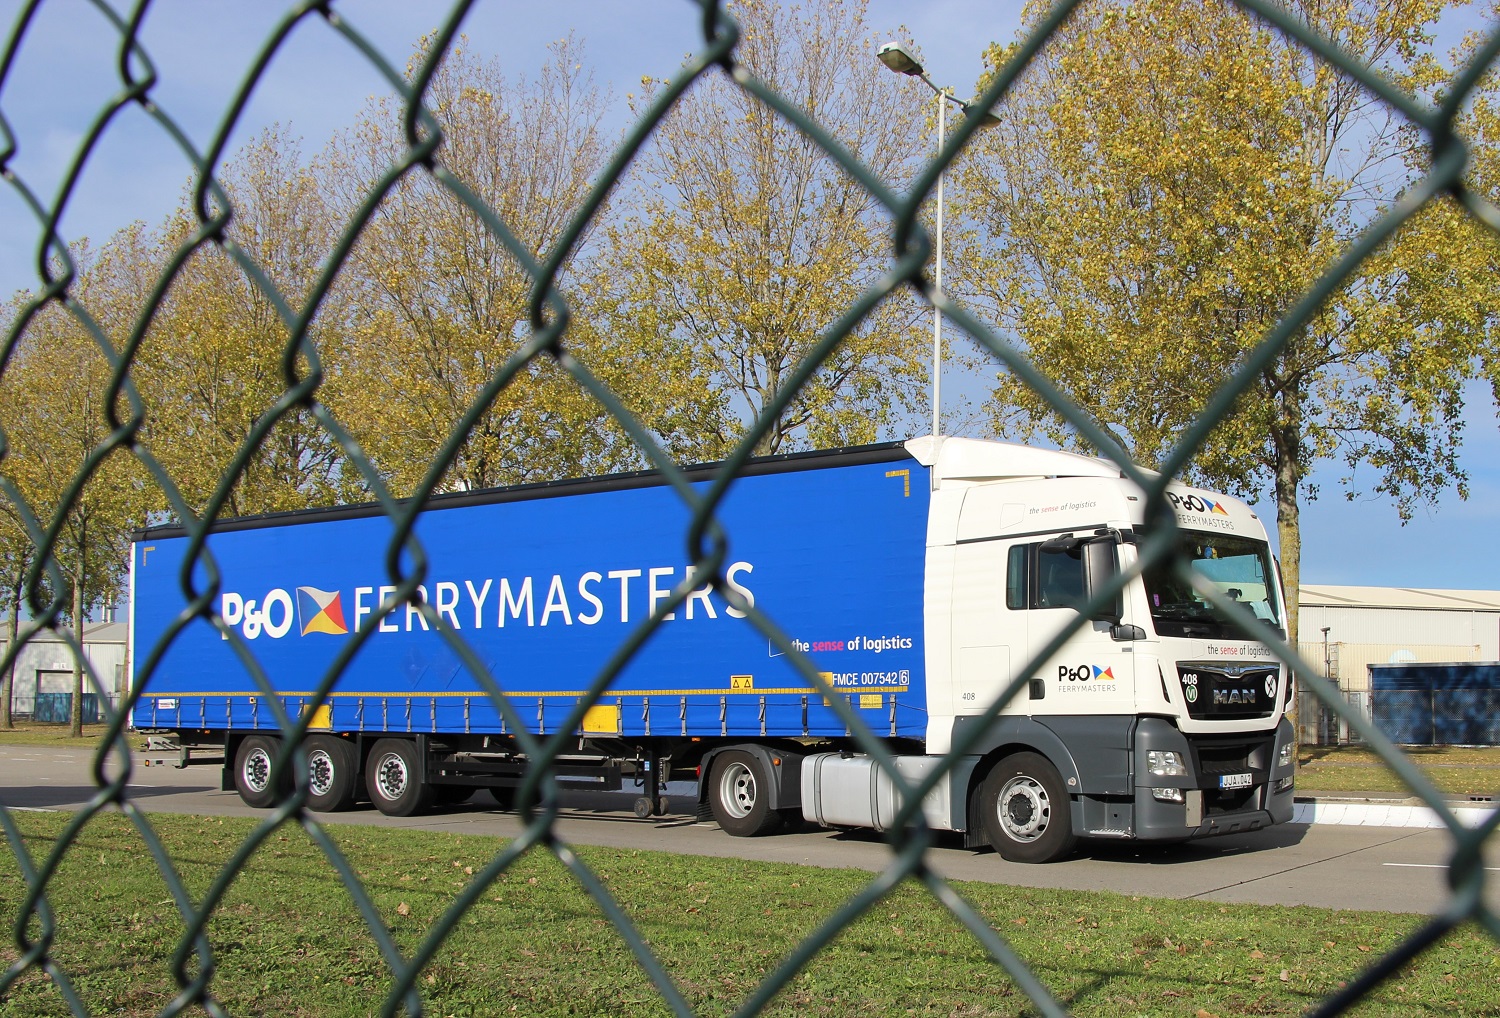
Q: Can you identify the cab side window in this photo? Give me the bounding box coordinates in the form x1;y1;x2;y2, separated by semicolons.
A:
1007;542;1086;610
1037;544;1085;609
1005;545;1028;609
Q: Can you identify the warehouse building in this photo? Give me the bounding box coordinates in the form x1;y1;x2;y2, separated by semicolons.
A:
1296;585;1500;744
0;621;127;722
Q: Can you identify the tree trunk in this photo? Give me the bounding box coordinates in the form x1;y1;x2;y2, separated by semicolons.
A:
1272;394;1304;747
71;571;85;738
1275;465;1301;649
1;582;17;729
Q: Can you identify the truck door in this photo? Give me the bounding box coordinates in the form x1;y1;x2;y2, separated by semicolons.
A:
1020;539;1136;713
949;539;1019;716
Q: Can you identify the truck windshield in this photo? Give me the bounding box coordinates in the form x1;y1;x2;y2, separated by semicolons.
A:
1140;531;1281;638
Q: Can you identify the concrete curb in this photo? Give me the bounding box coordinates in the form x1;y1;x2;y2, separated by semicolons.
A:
1293;799;1497;830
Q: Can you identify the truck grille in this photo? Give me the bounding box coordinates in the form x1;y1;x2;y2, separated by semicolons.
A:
1177;662;1280;720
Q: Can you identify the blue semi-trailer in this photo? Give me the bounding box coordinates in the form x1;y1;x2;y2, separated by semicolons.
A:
130;437;1295;862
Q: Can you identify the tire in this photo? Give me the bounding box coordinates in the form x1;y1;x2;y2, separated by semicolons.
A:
233;735;283;809
979;752;1077;863
365;739;433;817
482;786;517;811
708;751;784;837
434;785;475;805
305;735;358;813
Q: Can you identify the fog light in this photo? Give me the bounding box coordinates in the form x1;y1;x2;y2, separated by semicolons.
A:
1148;750;1187;777
1274;776;1294;794
1152;787;1185;803
1278;742;1294;768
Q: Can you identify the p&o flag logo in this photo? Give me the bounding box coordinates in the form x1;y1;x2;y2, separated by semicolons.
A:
296;586;349;636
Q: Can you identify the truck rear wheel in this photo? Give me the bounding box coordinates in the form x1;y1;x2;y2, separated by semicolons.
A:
366;739;433;817
482;786;516;811
979;752;1077;864
708;751;784;837
233;735;283;809
305;735;358;812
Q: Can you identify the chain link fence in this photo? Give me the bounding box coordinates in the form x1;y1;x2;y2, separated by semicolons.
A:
2;1;1498;1015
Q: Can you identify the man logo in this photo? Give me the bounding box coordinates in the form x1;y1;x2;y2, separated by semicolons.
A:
297;586;349;636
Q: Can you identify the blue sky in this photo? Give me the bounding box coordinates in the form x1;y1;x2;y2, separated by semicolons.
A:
2;0;1497;591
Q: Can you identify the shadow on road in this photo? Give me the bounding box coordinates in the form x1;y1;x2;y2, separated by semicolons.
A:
0;784;221;809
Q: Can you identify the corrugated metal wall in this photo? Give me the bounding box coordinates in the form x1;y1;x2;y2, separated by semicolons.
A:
1301;605;1499;653
1298;641;1482;691
1299;602;1498;692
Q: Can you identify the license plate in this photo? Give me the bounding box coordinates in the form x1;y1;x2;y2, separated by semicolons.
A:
1219;772;1253;790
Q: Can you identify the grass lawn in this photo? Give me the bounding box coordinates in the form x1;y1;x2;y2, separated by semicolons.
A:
1;812;1496;1017
1297;745;1500;798
0;723;145;749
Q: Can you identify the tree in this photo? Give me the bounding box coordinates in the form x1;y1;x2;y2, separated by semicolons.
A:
0;491;39;729
322;37;714;494
601;0;932;456
134;128;363;520
954;0;1499;643
1;242;149;735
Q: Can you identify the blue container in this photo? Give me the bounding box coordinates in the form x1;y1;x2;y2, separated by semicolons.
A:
32;693;99;724
1371;663;1500;746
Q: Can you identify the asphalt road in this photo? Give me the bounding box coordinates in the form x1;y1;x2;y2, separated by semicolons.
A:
2;744;1496;915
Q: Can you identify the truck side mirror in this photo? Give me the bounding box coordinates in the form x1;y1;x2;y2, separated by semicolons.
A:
1082;538;1123;624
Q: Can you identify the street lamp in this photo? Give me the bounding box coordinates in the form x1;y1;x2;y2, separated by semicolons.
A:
877;40;998;438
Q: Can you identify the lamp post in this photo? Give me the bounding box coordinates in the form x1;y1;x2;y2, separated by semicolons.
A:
1321;626;1334;745
876;40;998;438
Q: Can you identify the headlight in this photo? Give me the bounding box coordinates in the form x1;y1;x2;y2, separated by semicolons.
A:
1147;750;1187;777
1278;742;1294;768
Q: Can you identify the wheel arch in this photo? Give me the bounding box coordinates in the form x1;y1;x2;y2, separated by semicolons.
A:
695;742;804;815
956;718;1084;837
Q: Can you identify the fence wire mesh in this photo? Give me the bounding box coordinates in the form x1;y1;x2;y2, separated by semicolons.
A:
1;0;1497;1015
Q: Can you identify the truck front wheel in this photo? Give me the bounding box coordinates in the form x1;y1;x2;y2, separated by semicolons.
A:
979;752;1077;863
708;751;784;837
233;735;283;809
305;735;358;812
366;739;433;817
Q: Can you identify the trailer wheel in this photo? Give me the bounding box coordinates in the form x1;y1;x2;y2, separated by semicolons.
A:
708;751;784;837
979;752;1077;863
482;786;516;811
233;735;282;809
305;735;358;812
366;739;433;817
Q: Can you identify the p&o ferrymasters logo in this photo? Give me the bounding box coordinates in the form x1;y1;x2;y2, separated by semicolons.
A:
297;587;349;635
217;561;756;641
1057;663;1119;694
1164;491;1231;517
220;586;349;639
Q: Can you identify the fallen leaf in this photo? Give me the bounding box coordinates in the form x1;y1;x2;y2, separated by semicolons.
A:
1280;970;1290;982
1250;950;1265;960
396;902;410;917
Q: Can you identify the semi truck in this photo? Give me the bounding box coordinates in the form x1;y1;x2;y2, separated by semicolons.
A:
129;436;1295;863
